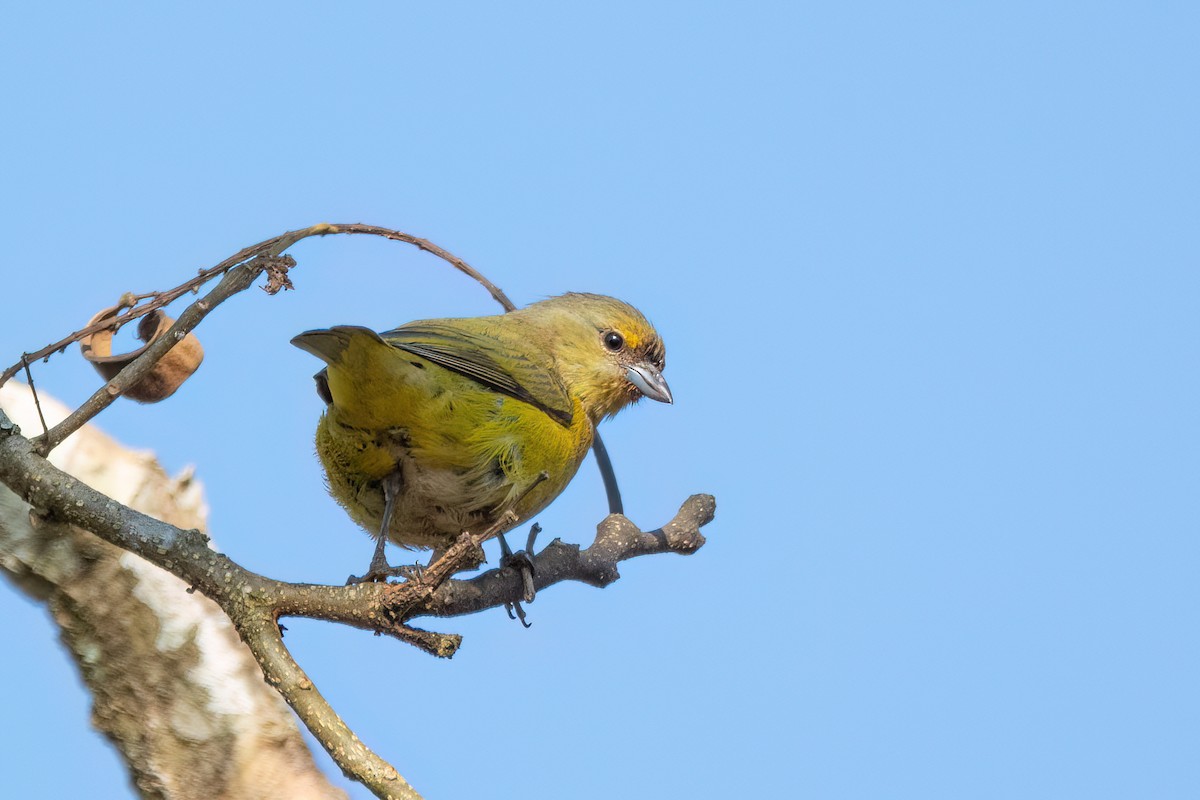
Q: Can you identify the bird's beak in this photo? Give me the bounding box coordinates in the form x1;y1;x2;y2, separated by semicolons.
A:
626;363;673;404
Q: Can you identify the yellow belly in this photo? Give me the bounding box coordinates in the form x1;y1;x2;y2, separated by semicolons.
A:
315;386;593;550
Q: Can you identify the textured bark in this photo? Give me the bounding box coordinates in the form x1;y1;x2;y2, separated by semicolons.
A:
0;383;346;800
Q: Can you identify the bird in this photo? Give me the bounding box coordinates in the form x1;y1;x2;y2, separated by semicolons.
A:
291;292;672;583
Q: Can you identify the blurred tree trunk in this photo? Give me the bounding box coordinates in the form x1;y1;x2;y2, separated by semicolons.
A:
0;383;345;800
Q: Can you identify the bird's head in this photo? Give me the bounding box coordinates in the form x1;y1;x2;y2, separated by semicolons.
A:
520;292;671;423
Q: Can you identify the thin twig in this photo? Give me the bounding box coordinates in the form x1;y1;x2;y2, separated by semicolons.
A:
326;223;518;312
0;233;290;388
32;260;264;454
590;430;623;515
0;221;517;387
20;355;49;437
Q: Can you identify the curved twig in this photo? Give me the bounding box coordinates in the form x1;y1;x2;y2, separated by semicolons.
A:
589;428;624;514
0;222;514;390
324;223;517;312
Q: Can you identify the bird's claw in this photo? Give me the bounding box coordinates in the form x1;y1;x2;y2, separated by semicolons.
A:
497;522;540;629
505;600;532;628
347;560;424;585
500;549;537;603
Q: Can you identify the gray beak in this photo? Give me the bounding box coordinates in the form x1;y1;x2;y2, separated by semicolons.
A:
626;363;673;404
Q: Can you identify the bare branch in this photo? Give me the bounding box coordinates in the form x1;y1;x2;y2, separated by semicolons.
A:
420;495;714;618
19;355;49;436
234;616;421;800
33;259;265;454
0;222;512;391
0;410;714;799
0;231;292;388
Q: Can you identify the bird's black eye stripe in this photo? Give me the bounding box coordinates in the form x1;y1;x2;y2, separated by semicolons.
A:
603;330;625;351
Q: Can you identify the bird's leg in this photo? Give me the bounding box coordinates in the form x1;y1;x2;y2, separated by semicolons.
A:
496;471;549;623
499;523;540;601
500;522;543;627
347;472;407;584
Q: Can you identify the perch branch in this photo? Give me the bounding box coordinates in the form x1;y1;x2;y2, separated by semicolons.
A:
422;494;713;617
0;413;712;799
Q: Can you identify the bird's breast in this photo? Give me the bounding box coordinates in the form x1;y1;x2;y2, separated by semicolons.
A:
316;391;593;549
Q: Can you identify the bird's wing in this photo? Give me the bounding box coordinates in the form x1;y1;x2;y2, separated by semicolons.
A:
381;321;575;427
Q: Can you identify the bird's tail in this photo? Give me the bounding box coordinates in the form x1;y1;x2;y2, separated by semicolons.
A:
291;326;402;424
290;325;385;365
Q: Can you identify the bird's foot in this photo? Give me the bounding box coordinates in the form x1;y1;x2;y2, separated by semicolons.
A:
505;599;532;627
499;523;542;626
347;557;423;585
500;549;537;601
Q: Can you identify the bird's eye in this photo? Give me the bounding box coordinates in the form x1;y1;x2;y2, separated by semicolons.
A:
603;331;625;352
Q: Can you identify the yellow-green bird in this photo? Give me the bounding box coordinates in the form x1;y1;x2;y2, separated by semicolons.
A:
291;292;671;582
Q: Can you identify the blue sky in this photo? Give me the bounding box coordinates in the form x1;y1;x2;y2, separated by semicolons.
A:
2;2;1198;798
